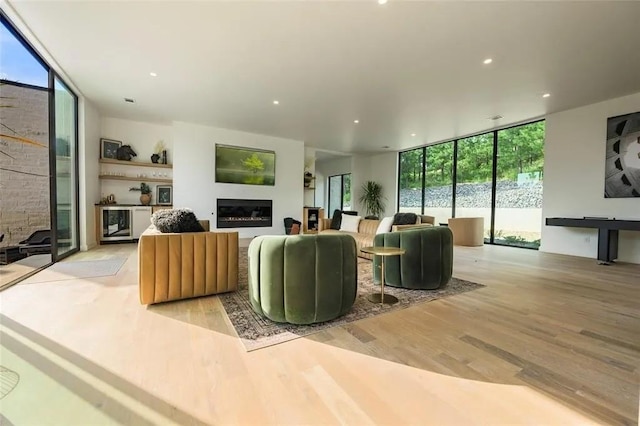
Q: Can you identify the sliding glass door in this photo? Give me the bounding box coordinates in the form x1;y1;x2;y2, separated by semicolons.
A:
0;13;79;288
53;77;79;257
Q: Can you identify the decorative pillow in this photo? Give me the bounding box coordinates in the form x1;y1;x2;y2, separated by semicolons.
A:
376;216;395;235
339;214;361;233
392;212;417;226
330;210;358;230
151;208;205;233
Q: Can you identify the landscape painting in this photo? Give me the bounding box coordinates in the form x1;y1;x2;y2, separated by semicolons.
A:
215;144;276;186
604;111;640;198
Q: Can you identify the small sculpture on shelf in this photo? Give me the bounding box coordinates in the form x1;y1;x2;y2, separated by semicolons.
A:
130;182;152;205
304;172;314;188
116;145;137;161
99;194;117;205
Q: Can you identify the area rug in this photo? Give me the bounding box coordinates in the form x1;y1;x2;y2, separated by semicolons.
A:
20;258;127;284
219;249;485;351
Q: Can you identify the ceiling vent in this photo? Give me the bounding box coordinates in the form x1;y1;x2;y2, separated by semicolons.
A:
124;98;135;103
489;115;503;121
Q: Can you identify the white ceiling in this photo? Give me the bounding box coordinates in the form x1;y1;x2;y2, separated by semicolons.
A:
7;1;640;153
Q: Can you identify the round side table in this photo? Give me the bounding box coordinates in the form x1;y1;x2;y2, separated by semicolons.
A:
360;246;406;305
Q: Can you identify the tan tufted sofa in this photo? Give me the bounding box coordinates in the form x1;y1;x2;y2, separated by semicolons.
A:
318;215;435;260
138;220;239;304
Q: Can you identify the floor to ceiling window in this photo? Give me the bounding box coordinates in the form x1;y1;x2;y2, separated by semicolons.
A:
494;121;545;248
398;120;544;249
398;147;423;215
328;173;352;213
424;142;454;226
0;13;79;288
455;132;495;242
54;77;78;256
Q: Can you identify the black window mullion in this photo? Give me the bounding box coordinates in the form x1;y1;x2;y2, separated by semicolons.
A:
452;140;458;218
340;175;344;210
490;131;499;244
420;147;426;215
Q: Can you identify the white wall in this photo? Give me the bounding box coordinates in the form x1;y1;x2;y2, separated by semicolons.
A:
172;121;304;238
351;152;397;218
541;91;640;264
100;117;173;205
369;152;398;218
315;156;351;212
79;99;101;250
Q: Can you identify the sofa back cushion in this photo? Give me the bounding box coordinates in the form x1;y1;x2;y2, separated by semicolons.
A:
358;219;381;235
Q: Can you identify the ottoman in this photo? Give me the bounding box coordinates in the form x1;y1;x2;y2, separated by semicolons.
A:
248;234;357;324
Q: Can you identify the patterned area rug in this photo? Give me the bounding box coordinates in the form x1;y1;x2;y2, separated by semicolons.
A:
219;249;485;351
20;258;127;284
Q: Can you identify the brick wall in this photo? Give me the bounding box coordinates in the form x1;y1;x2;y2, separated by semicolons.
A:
0;83;51;247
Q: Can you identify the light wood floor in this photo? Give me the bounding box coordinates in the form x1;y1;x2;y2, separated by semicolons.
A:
0;243;638;425
0;254;51;289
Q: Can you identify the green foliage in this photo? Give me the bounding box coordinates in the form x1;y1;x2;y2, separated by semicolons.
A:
359;181;386;218
343;174;352;205
129;182;151;194
242;153;265;174
399;121;545;188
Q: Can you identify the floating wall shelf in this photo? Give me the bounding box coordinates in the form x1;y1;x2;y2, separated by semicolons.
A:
99;158;172;169
99;175;172;184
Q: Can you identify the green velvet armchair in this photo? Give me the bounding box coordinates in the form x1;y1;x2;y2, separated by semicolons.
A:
248;234;357;324
373;226;453;290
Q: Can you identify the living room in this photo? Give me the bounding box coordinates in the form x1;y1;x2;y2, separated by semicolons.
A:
1;1;639;424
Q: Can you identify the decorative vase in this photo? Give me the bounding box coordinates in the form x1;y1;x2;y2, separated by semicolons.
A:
151;153;160;163
140;194;151;206
161;150;167;164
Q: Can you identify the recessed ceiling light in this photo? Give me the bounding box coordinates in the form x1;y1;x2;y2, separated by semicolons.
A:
378;0;388;4
411;133;416;137
149;72;157;77
124;98;135;103
382;145;390;149
273;100;279;105
354;119;359;124
489;115;503;121
483;58;493;65
542;93;551;98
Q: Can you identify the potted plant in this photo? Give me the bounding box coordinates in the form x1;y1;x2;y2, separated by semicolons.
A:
151;140;165;164
130;182;152;205
359;181;386;219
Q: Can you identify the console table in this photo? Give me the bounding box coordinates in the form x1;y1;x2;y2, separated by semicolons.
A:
545;217;640;264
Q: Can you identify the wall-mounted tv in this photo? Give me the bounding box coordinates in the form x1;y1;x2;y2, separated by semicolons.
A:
215;144;276;186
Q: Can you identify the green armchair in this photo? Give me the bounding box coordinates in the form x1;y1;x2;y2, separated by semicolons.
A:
373;226;453;290
248;234;357;324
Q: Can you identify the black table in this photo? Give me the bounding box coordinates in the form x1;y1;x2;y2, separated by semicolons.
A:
545;217;640;264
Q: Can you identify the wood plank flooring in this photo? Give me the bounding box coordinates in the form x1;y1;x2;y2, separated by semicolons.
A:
0;243;638;425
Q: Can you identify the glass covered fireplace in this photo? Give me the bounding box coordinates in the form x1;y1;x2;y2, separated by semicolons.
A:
216;198;273;228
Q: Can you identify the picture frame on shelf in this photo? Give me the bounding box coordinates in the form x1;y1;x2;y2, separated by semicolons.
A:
100;138;122;159
156;185;173;205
